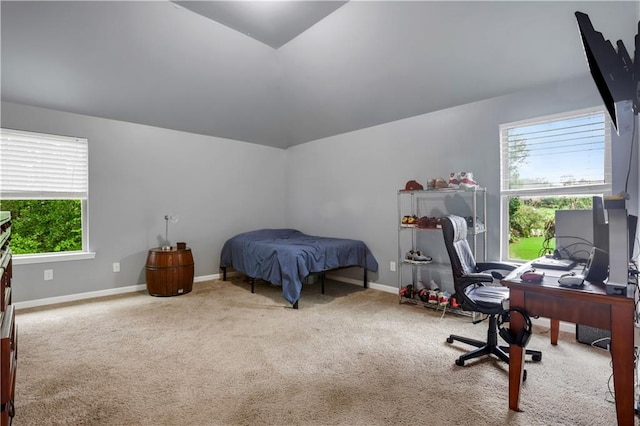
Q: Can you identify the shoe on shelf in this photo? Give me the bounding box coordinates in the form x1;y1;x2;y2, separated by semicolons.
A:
428;289;439;304
459;171;479;189
416;216;430;228
418;288;430;303
401;215;418;227
465;216;485;233
427;217;440;228
438;291;450;308
434;178;449;189
448;172;461;189
417;217;439;229
411;250;432;263
399;285;414;299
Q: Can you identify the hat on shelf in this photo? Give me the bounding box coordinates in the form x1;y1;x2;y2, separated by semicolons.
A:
404;180;424;191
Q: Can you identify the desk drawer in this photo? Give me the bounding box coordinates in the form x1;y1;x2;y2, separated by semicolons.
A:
1;287;10;314
524;291;611;329
1;305;17;408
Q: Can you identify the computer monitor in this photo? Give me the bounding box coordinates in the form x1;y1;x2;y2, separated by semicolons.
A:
555;197;636;264
555;209;592;262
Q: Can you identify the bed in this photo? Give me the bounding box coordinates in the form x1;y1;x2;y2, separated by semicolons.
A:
220;229;378;308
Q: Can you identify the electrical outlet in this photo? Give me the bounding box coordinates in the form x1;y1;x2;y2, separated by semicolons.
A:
113;262;120;273
44;269;53;281
390;261;396;272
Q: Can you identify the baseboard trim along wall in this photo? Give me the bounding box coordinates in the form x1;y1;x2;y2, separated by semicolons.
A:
13;273;221;310
12;272;576;334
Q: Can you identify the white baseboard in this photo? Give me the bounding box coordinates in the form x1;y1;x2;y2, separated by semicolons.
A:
324;273;396;293
14;284;149;310
14;273;224;310
12;272;579;335
327;275;577;335
14;272;381;310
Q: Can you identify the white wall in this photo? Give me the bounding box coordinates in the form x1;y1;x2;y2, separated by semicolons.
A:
286;75;637;289
2;102;287;302
3;73;638;302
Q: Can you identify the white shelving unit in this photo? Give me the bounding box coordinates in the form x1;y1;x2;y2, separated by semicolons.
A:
397;187;487;309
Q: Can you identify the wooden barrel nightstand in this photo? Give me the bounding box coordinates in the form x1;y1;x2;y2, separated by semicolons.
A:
145;247;194;296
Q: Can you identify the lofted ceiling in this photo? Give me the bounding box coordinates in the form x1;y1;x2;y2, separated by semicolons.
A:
1;1;637;149
174;1;349;49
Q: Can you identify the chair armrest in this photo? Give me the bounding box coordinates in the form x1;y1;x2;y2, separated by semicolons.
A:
459;273;494;288
475;262;520;280
475;262;519;272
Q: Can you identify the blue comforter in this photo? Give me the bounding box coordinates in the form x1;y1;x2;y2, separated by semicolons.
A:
220;229;378;304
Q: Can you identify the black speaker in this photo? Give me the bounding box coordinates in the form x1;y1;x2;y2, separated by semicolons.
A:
497;307;532;347
582;247;609;282
576;324;610;350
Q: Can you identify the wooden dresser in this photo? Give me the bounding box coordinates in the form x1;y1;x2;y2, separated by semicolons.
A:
0;211;16;426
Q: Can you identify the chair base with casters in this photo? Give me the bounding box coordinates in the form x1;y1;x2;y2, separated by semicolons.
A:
446;313;542;380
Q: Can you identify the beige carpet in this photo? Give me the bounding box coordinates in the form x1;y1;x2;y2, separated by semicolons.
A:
12;278;636;425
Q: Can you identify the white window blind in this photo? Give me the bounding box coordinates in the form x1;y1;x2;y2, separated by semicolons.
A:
500;107;611;196
0;128;88;200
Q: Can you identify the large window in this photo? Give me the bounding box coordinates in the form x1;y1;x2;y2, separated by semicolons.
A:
0;128;91;260
500;107;612;261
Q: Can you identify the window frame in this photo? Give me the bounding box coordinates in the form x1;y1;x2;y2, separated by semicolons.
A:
499;107;612;261
0;128;95;264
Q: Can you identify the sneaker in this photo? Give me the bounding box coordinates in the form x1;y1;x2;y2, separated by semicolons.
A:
434;178;449;189
418;288;430;303
426;217;439;228
459;171;479;189
465;216;485;233
448;172;461;189
428;290;439;304
411;251;432;263
438;291;450;308
416;216;430;228
404;250;416;261
400;285;414;299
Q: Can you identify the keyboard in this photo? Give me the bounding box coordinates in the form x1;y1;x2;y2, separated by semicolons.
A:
531;257;577;271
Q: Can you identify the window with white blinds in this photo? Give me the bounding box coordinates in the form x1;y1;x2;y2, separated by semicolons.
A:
0;128;88;200
500;107;611;196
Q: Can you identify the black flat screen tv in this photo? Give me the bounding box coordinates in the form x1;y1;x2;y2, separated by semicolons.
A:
574;11;637;136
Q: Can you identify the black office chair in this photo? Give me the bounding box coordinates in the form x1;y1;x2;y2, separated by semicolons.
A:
441;214;542;368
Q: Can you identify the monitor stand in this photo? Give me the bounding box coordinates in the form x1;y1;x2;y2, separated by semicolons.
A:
605;208;631;296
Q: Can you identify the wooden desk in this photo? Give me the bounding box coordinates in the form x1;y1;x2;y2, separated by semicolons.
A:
502;264;635;425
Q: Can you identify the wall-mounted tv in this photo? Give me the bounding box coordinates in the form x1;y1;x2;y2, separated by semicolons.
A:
574;11;638;136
